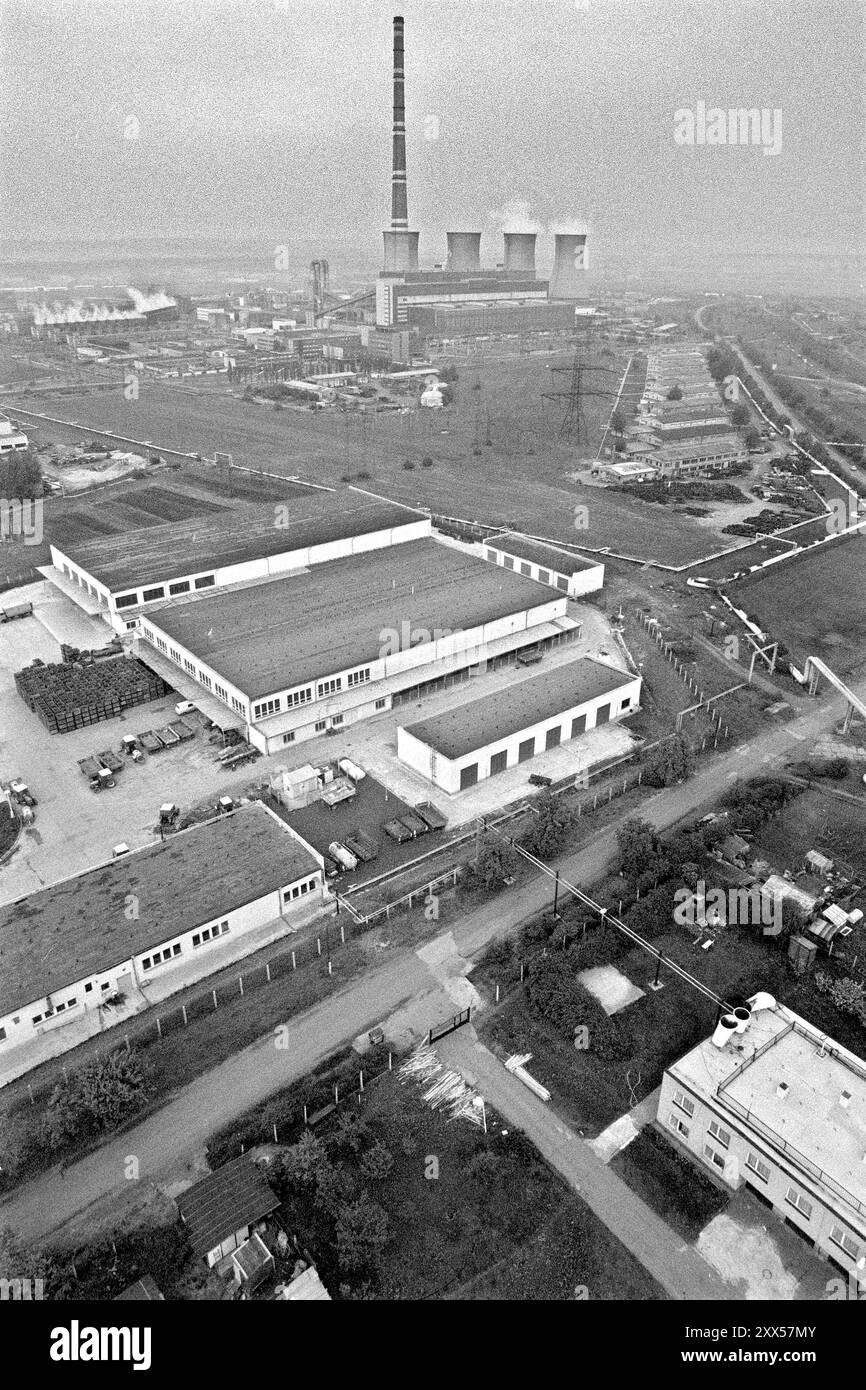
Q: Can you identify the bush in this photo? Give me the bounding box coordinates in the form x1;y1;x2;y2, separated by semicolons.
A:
402;461;415;470
421;455;434;467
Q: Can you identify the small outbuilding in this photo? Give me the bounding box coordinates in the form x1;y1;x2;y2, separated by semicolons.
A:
177;1156;280;1270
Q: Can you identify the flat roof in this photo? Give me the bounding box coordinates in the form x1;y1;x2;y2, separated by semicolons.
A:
670;1005;866;1218
147;538;553;701
0;804;319;1014
178;1157;280;1258
402;657;634;761
54;495;425;593
488;532;600;575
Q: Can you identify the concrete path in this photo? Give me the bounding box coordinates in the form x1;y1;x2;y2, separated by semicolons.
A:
435;1028;739;1301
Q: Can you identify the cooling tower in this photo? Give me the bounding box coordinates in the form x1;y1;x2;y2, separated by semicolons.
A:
446;232;482;272
382;16;419;272
502;232;537;278
549;233;589;300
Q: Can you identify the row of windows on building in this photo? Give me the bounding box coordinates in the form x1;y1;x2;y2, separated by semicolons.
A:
282;877;318;904
251;669;372;723
668;1089;862;1262
141;920;231;971
456;698;628;789
0;978;117;1039
116;573;215;609
275;696;387;747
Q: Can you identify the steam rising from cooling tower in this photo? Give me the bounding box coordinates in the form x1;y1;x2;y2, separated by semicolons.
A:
382;15;419;272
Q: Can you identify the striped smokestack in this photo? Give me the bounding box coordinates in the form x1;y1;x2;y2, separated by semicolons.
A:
391;15;408;229
550;233;588;299
502;232;537;277
382;16;419;271
446;232;482;272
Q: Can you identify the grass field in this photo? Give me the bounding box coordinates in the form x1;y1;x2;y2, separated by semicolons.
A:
729;533;866;678
6;346;778;565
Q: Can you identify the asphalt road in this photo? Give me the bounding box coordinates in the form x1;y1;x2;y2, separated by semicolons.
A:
1;676;862;1245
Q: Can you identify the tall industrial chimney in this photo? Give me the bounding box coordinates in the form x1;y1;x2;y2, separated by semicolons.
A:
382;15;419;272
446;231;482;273
502;232;537;278
550;233;589;300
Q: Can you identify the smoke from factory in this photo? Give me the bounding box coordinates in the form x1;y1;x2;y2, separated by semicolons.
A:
488;199;544;235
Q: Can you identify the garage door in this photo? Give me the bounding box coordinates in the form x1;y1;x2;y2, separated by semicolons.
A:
545;725;562;750
518;737;536;762
459;763;479;789
489;749;508;777
596;703;610;726
570;712;587;738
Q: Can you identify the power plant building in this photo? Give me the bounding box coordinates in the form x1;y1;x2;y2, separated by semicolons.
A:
659;998;866;1286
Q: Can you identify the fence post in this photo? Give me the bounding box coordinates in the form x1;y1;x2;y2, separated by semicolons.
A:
182;1005;188;1026
389;1051;392;1071
340;923;345;944
317;937;321;956
239;975;244;996
495;983;500;1003
334;1085;339;1105
212;989;218;1011
291;950;296;970
359;1070;364;1091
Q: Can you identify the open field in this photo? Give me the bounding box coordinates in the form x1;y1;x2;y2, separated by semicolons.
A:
729;533;866;679
5;347;788;566
748;786;866;880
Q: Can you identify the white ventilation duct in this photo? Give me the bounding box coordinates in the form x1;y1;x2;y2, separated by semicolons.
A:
733;1006;752;1033
746;991;777;1013
711;1015;739;1048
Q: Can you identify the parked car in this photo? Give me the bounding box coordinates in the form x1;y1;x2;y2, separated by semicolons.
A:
528;773;553;788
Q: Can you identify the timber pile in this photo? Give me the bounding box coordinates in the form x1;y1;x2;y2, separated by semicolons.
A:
15;656;168;734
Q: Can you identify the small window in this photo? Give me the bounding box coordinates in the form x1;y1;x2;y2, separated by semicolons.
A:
192;934;200;947
194;574;215;589
0;1027;5;1042
746;1152;770;1182
169;580;191;595
375;698;387;710
67;998;76;1007
673;1089;695;1118
142;586;165;603
32;1014;42;1025
173;943;182;956
785;1187;813;1220
315;719;326;732
830;1226;860;1259
708;1120;730;1148
85;982;93;993
55;1002;66;1013
668;1113;689;1139
115;592;137;609
101;982;110;991
283;731;295;745
331;714;344;726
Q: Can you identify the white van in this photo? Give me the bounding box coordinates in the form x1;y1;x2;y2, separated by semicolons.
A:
175;700;196;716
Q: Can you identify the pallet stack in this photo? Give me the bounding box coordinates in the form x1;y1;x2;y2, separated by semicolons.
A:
15;656;169;734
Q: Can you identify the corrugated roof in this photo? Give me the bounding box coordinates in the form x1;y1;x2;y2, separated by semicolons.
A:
178;1158;279;1258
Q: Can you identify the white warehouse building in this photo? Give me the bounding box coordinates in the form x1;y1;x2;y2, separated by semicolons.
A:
0;803;326;1084
398;657;641;793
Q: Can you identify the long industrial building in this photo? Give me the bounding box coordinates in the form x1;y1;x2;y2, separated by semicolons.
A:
479;532;605;598
398;657;641;793
136;536;581;753
660;997;866;1286
0;804;326;1082
45;495;429;634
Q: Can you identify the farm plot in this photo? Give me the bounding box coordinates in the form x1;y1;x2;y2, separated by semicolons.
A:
729;534;866;678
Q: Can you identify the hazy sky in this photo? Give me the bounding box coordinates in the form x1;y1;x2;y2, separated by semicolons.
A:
1;0;863;267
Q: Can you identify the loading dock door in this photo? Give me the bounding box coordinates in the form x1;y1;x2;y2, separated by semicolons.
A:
459;763;479;790
596;703;610;726
518;737;536;763
570;712;587;739
490;749;508;776
545;725;562;750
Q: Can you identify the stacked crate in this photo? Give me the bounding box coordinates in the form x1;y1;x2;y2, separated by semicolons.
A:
15;656;169;734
